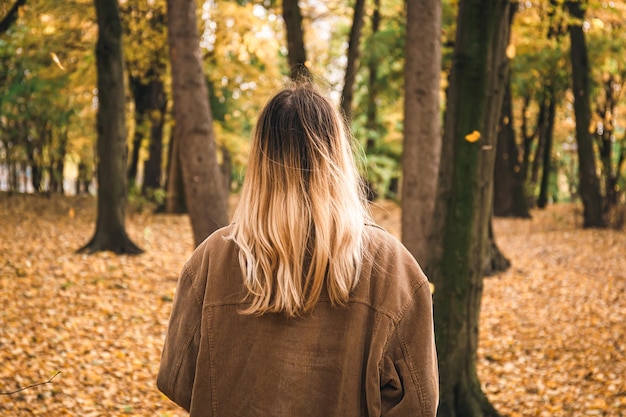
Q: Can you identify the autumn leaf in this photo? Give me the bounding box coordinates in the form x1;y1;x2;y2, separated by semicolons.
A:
465;130;481;143
1;195;625;416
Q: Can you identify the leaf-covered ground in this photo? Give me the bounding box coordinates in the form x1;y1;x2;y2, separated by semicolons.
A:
1;194;624;416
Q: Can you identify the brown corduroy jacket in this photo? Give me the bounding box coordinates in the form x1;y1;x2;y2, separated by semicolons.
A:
157;224;439;417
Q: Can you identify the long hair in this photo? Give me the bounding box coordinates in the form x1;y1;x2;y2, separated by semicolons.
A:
228;83;371;317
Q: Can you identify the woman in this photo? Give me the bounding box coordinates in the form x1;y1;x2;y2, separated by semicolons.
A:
157;82;439;416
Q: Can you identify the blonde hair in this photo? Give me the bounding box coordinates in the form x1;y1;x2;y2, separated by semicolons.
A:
228;83;370;317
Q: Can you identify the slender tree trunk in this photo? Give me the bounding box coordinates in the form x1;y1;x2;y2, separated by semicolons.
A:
283;0;309;80
79;0;142;254
164;132;187;214
520;95;539;184
340;0;366;121
530;99;547;186
141;79;166;194
566;0;604;227
127;109;142;186
401;0;442;270
429;1;511;416
51;129;68;194
493;78;530;217
167;0;229;246
537;94;556;208
365;0;381;154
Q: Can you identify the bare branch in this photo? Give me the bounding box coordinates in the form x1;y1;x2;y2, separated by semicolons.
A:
0;371;61;396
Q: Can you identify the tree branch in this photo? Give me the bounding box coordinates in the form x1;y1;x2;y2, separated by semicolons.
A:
0;0;27;35
0;371;61;395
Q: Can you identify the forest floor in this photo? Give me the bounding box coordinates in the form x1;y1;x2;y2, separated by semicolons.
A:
0;193;625;416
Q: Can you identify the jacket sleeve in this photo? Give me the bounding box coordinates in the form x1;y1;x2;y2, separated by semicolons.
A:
380;280;439;416
157;266;203;412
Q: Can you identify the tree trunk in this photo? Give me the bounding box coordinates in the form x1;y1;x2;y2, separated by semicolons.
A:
429;1;511;416
520;95;539;184
164;132;187;214
141;79;166;194
566;0;604;228
493;78;530;218
282;0;309;80
340;0;366;121
167;0;229;246
128;75;166;194
530;99;547;186
537;94;556;208
365;0;381;153
50;128;68;194
79;0;142;254
482;220;511;276
127;118;142;187
401;0;442;270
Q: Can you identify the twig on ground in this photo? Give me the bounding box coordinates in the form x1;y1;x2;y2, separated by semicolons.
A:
0;371;61;395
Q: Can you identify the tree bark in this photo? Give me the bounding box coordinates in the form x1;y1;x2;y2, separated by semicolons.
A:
493;78;530;217
167;0;229;246
141;79;166;194
537;94;556;208
79;0;142;254
566;0;605;227
282;0;309;80
164;132;187;214
127;75;166;194
365;0;381;153
401;0;442;270
429;1;511;415
340;0;366;121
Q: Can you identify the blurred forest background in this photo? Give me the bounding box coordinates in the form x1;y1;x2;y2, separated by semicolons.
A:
1;0;624;216
1;0;625;416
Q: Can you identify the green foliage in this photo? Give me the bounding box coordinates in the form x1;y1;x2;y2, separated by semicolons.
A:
0;1;94;192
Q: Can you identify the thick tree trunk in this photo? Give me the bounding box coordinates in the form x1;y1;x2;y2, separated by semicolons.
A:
429;1;511;416
493;79;530;218
79;0;142;254
566;0;605;227
282;0;309;80
167;0;229;246
340;0;366;121
401;0;442;270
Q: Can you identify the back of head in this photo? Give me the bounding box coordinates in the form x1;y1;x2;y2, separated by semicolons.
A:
230;82;370;317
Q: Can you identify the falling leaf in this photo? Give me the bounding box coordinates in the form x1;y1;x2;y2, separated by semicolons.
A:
50;52;65;70
506;44;516;59
465;130;481;143
69;207;75;219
